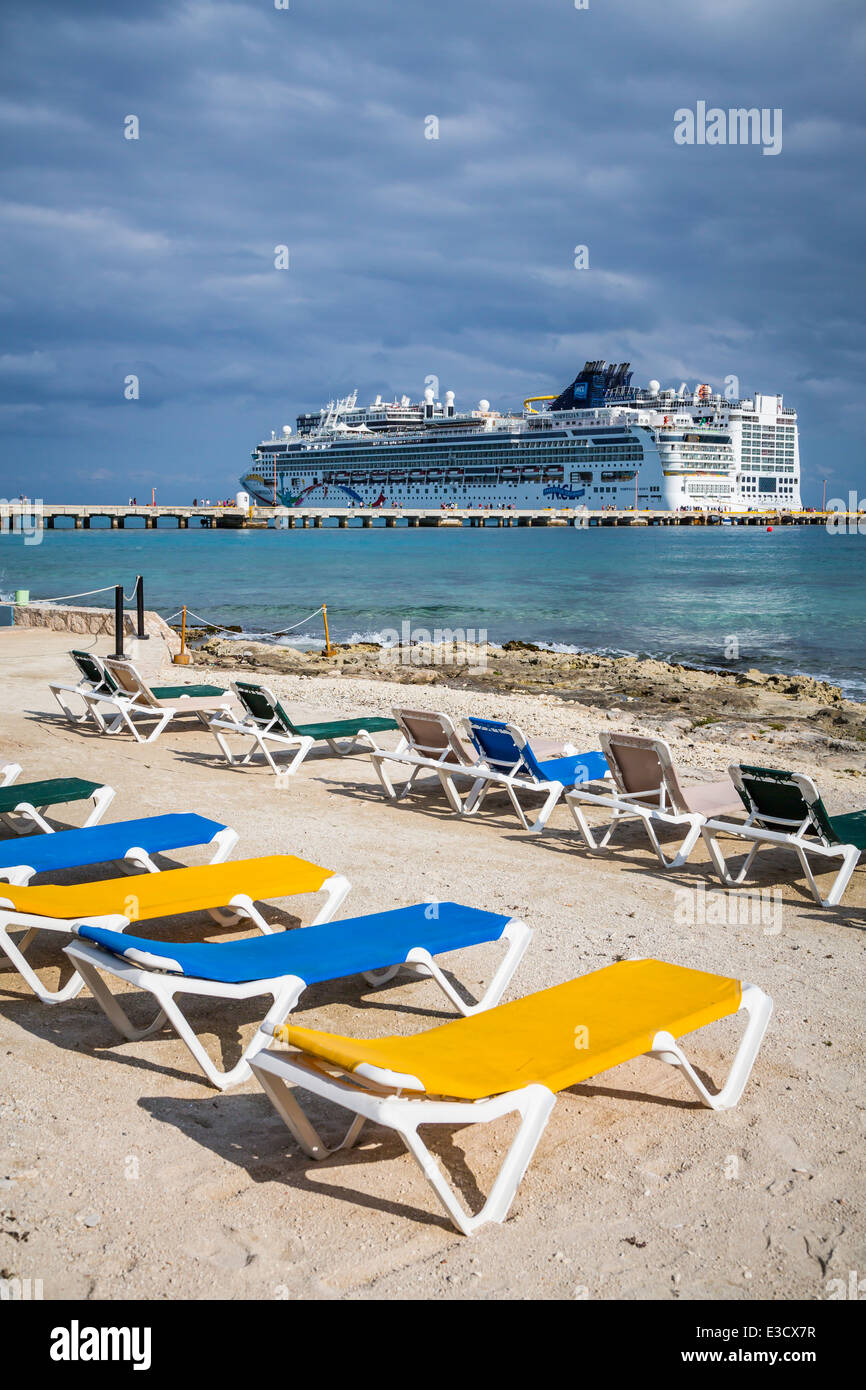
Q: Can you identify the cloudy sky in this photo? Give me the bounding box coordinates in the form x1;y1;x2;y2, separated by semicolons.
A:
0;0;863;503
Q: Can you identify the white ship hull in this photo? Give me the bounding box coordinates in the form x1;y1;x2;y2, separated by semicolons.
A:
243;364;802;513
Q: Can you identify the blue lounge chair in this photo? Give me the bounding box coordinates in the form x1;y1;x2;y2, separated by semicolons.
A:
0;812;238;887
63;901;533;1089
461;717;609;832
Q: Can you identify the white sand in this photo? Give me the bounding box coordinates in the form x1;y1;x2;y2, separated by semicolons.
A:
0;627;863;1300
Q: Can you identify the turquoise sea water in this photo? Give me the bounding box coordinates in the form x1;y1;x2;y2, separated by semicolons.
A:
2;523;864;698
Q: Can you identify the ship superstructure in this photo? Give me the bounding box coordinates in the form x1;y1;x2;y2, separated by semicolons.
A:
241;362;802;511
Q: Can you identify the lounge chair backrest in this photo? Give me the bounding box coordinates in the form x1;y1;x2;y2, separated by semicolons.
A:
600;732;689;813
234;681;298;734
102;658;159;706
732;765;839;844
394;708;476;765
465;717;542;778
71;650;117;693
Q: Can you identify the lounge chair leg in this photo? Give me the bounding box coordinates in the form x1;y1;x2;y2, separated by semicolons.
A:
460;777;490;817
362;964;402;986
437;770;466;815
0;924;86;1004
250;1054;558;1235
396;1085;557;1235
143;710;175;744
71;952;167;1034
663;817;704;870
701;827;763;886
151;978;304;1089
278;737;315;776
567;800;605;850
121;849;161;874
324;734;375;757
392;766;424;802
226;895;273;934
255;1068;366;1158
401;918;532;1016
795;844;860;908
370;754;399;800
207;828;240;864
648;984;773;1111
642;814;702;870
211;727;237;766
82;785;116;827
51;688;89;725
2;802;54;835
526;782;564;834
309;874;352;925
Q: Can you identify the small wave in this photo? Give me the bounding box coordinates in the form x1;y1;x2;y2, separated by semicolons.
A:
275;633;326;650
342;629;397;646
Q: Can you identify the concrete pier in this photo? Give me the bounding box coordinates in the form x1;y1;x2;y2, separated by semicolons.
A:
0;502;849;532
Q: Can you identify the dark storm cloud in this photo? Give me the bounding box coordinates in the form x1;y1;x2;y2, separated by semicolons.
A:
0;0;864;500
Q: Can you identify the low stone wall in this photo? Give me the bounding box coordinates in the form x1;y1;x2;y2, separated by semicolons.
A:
11;603;180;654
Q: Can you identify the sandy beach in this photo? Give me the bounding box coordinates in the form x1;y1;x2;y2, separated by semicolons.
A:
0;625;863;1301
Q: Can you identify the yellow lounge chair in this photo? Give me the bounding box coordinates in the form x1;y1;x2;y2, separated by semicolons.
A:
0;854;350;1004
251;957;772;1235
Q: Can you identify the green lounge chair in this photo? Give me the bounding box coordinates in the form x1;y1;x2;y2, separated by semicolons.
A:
0;763;115;834
701;764;866;907
209;680;398;775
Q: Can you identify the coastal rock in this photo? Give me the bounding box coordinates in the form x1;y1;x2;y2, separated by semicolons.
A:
180;632;856;744
197;637;312;671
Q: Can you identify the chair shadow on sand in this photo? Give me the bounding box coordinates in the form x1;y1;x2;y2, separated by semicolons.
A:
0;930;474;1090
137;1059;708;1236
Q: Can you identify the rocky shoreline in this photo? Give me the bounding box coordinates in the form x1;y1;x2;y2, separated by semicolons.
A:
190;633;866;757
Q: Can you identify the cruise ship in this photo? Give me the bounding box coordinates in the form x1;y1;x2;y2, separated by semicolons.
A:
241;361;802;512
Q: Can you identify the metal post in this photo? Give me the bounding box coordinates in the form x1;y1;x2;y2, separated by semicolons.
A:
135;574;148;639
112;584;124;658
322;604;331;656
172;605;191;665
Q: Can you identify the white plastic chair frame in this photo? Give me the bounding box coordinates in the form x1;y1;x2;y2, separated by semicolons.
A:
567;733;713;869
251;979;772;1235
0;866;349;1007
64;914;531;1091
209;687;315;776
210;683;388;776
701;770;862;908
368;710;483;812
86;659;236;745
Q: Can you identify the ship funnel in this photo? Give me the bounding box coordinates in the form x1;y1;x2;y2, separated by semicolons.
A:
445;389;455;417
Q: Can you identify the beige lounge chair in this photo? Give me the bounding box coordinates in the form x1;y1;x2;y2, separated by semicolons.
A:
566;731;743;868
94;658;239;744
